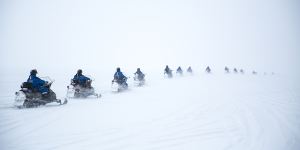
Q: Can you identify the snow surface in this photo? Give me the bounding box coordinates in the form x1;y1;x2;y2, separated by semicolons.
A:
0;72;299;150
1;0;300;149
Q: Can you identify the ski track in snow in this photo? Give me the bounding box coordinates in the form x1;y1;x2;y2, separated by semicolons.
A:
0;74;299;150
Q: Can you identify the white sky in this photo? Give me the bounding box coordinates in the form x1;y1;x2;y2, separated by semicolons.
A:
1;0;299;74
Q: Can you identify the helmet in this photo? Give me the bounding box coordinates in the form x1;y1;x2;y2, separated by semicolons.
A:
117;67;121;72
77;69;82;75
30;69;37;75
137;68;140;71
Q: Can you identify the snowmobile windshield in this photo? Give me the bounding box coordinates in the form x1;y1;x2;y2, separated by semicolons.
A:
39;76;55;83
85;75;94;81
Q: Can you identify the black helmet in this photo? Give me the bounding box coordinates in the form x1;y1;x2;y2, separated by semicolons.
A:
77;69;82;75
117;67;121;72
137;68;140;71
30;69;37;75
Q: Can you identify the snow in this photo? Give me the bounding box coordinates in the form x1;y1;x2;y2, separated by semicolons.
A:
1;0;300;149
0;72;299;150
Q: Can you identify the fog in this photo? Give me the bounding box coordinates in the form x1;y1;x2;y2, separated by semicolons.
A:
1;1;300;149
1;0;300;75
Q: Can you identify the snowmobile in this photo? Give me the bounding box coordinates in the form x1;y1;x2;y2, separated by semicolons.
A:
111;78;128;92
240;69;245;74
225;67;230;73
164;70;173;78
14;77;67;108
176;69;183;76
205;66;211;73
233;68;238;73
187;67;193;75
66;77;100;99
133;73;145;86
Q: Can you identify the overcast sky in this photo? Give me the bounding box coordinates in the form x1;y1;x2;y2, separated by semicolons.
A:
1;0;299;74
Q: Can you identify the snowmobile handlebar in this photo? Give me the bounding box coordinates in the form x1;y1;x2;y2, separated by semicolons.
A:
44;81;53;87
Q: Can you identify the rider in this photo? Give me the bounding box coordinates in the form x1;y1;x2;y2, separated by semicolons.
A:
134;68;145;81
72;69;91;87
225;66;229;73
233;68;238;73
187;66;193;73
164;65;173;78
240;69;244;74
27;69;49;95
164;65;172;74
114;67;128;86
176;66;183;74
205;66;211;73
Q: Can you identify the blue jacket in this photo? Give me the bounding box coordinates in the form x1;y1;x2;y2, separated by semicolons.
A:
27;75;48;93
73;74;90;86
27;75;46;88
114;71;126;81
